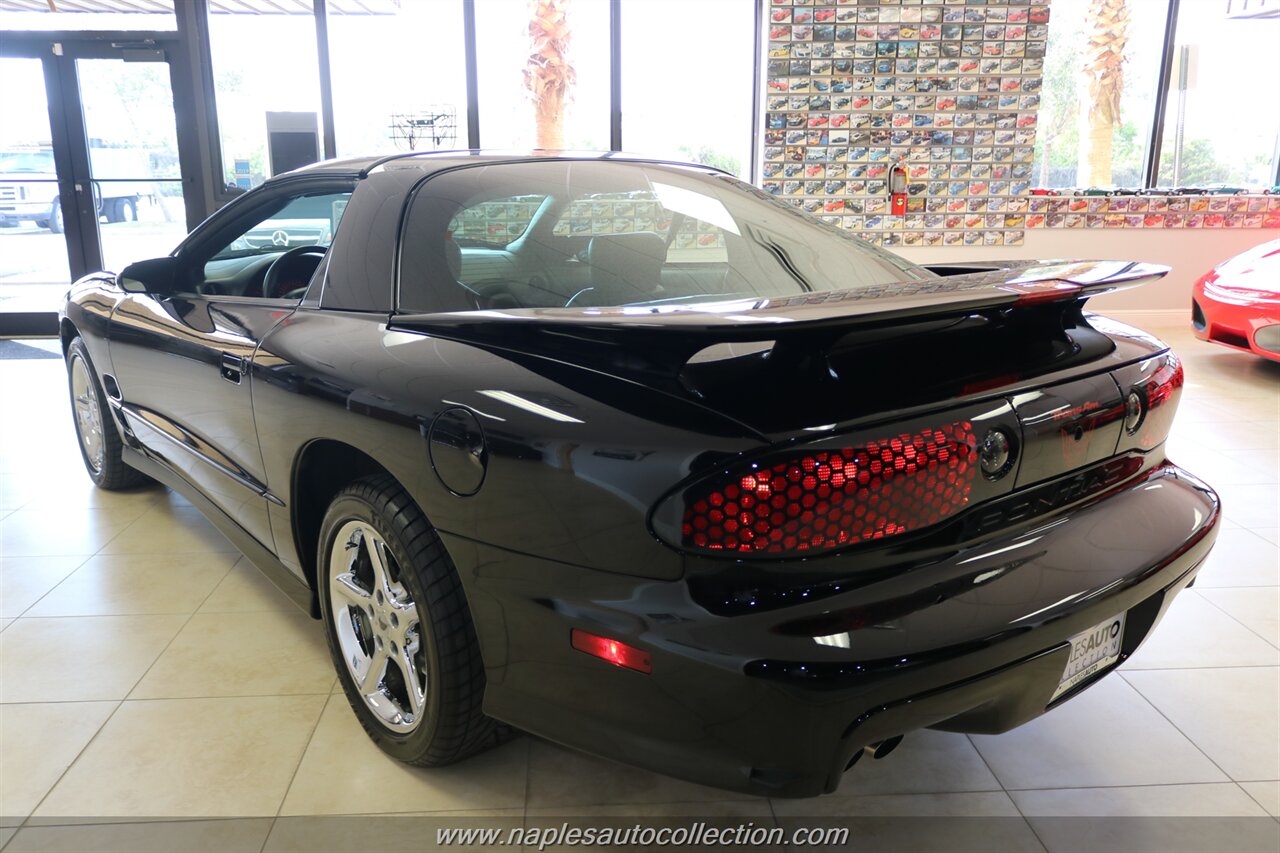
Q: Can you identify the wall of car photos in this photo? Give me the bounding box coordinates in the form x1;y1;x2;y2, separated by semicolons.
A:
759;0;1280;247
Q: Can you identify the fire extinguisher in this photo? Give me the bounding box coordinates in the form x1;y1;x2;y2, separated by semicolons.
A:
890;163;908;216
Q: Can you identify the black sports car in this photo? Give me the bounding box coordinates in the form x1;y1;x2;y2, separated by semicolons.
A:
61;152;1218;798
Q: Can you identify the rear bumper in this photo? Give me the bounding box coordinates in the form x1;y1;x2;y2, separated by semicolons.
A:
447;461;1219;798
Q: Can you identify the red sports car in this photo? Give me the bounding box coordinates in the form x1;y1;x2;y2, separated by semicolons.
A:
1192;238;1280;361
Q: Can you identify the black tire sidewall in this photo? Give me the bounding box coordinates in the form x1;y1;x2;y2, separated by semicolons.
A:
65;337;148;490
318;491;446;761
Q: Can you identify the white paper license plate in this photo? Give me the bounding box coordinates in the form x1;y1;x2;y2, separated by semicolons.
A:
1052;612;1126;701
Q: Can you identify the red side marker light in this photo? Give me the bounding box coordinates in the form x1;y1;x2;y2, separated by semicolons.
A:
570;629;652;674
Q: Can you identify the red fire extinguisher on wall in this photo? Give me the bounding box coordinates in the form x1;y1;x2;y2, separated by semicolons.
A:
890;163;908;216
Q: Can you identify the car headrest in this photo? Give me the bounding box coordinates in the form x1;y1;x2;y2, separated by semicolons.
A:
586;232;667;300
444;236;462;280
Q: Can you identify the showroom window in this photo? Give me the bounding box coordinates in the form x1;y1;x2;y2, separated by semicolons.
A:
1155;2;1280;187
326;1;470;158
208;9;324;189
474;0;611;150
619;0;755;178
1030;0;1169;188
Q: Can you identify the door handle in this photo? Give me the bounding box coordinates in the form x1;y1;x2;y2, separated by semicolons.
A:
220;352;246;384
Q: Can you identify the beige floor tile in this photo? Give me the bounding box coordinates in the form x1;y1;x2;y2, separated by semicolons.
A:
1121;592;1279;670
1176;420;1279;452
1253;528;1280;547
7;477;167;514
0;617;11;632
198;557;301;613
1199;587;1280;647
1010;782;1268;817
1214;449;1280;486
524;736;752;810
2;819;273;853
264;814;523;853
0;615;187;703
0;701;117;820
1215;483;1280;530
526;800;773;818
969;676;1227;790
22;553;236;618
773;789;1021;818
1018;792;1277;853
1123;667;1280;782
1240;781;1280;817
772;792;1040;853
0;508;138;557
279;695;528;815
1193;528;1280;588
0;555;90;618
130;611;334;699
99;505;238;555
830;730;1000;796
33;695;326;818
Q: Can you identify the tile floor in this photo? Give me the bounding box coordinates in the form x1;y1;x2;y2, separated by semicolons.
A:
0;322;1277;851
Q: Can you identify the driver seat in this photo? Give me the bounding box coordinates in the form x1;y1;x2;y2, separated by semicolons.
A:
584;232;666;306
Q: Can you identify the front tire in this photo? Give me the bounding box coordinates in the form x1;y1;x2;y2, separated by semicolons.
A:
318;474;496;765
66;337;149;490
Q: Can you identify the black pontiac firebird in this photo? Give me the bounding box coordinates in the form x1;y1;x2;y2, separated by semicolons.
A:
61;152;1218;797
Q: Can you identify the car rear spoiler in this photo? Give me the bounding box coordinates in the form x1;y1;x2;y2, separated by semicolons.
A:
391;260;1168;391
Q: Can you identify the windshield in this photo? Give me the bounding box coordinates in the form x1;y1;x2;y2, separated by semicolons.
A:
399;160;932;313
0;151;54;173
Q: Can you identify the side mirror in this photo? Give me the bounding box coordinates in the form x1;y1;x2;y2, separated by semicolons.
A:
118;256;178;295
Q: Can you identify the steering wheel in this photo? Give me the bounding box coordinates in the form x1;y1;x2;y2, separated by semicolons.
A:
261;245;327;300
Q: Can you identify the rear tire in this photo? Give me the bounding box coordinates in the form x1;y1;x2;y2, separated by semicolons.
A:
318;474;497;765
66;337;149;490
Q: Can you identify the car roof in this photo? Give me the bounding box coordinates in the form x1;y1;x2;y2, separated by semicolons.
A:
275;150;716;182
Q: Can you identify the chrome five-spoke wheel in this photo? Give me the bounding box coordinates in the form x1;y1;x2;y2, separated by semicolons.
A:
328;519;428;733
70;353;104;474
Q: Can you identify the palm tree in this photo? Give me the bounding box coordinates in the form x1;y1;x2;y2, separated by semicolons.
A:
524;0;576;150
1077;0;1130;186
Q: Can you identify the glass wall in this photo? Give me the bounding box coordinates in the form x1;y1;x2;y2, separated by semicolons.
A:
474;0;611;150
327;1;469;157
1031;0;1169;188
1156;4;1280;187
620;0;755;178
208;11;323;189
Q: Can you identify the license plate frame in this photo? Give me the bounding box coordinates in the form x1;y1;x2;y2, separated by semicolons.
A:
1052;612;1126;701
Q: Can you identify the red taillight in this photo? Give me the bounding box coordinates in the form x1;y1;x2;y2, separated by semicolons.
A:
680;421;980;556
570;629;652;673
1132;353;1184;449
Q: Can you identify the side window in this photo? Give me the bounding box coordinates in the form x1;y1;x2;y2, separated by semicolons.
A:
211;192;351;260
195;188;352;300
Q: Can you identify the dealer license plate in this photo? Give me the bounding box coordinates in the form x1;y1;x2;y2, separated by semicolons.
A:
1051;612;1126;701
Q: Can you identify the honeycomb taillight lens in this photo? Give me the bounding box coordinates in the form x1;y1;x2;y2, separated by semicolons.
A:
679;421;981;556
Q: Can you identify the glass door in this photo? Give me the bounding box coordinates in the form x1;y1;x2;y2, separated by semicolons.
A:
0;56;73;319
0;39;185;332
75;55;186;276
